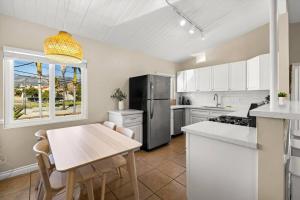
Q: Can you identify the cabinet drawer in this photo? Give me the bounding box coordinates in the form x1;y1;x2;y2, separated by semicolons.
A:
190;109;210;117
123;115;142;124
210;111;230;117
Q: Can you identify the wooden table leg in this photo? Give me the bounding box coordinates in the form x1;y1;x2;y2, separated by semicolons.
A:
66;169;76;200
127;150;139;200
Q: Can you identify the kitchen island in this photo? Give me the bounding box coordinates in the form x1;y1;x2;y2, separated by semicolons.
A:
182;121;258;200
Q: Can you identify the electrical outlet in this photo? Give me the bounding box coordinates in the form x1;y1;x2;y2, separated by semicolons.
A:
0;154;6;165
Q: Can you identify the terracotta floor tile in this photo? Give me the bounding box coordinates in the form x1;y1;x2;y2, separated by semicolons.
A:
138;170;172;192
157;160;185;179
0;174;30;198
111;181;153;200
175;172;186;187
107;168;131;191
146;194;161;200
171;153;186;168
156;181;187;200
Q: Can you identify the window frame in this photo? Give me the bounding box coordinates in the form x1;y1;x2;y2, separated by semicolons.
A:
3;46;88;129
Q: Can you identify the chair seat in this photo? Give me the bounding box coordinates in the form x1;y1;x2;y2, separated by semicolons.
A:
50;165;96;190
290;156;300;177
111;155;127;167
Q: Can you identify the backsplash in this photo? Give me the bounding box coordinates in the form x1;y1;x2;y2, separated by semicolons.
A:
178;90;269;108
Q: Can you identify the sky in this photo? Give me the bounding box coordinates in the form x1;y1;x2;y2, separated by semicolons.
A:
14;60;81;79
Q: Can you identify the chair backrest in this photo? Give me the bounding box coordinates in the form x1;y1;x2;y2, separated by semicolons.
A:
33;140;51;169
103;121;116;130
33;140;52;192
34;129;47;141
116;127;135;139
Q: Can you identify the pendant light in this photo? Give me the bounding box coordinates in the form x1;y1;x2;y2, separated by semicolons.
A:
44;31;83;64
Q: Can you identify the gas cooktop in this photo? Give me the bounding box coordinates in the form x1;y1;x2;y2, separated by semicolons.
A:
209;115;254;127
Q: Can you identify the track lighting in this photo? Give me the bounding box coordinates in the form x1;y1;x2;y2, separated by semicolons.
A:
189;27;195;35
179;19;186;27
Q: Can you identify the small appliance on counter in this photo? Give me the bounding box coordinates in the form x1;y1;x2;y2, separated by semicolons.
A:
178;96;191;105
209;101;267;127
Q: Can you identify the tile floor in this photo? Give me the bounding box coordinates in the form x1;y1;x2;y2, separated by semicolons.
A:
0;134;186;200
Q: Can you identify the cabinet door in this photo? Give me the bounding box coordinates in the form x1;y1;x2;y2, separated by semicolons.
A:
195;67;211;91
229;61;246;91
247;56;260;90
259;54;270;90
212;64;229;91
185;69;196;92
177;71;185;92
128;124;143;144
191;116;208;124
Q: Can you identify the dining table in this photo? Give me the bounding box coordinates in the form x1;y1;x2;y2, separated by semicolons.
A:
47;123;142;200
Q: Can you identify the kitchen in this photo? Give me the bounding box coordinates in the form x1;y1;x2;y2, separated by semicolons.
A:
0;0;300;200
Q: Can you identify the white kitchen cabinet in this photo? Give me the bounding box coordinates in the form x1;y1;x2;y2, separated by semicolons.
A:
185;69;196;92
229;61;247;91
212;64;229;91
195;67;211;91
247;54;270;90
177;71;185;92
108;110;143;144
176;70;196;92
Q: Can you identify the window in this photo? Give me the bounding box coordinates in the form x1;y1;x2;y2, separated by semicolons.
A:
3;47;88;128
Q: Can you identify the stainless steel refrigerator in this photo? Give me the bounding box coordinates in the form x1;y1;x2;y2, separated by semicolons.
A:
129;75;170;150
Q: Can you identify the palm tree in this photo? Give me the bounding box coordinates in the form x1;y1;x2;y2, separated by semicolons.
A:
61;65;67;110
72;67;78;114
36;62;43;118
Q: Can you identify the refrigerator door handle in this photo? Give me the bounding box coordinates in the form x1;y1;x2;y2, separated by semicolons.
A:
150;82;154;119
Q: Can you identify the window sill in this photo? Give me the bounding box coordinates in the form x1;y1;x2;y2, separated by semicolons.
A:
4;115;88;129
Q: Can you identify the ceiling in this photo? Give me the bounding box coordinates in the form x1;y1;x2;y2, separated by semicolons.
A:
288;0;300;23
0;0;270;63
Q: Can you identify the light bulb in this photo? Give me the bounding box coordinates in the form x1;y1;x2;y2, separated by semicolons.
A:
189;27;195;35
201;33;205;40
179;19;186;27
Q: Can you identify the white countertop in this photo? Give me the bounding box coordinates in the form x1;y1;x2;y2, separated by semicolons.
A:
182;121;257;149
250;101;300;120
170;105;236;112
108;109;143;116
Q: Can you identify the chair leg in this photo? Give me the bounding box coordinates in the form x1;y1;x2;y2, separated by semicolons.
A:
101;174;107;200
117;167;122;178
85;180;94;200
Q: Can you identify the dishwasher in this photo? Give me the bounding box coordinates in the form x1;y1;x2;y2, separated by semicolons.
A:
173;108;185;135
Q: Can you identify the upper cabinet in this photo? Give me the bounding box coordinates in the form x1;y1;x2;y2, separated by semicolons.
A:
229;61;247;91
176;53;270;93
247;54;270;90
212;64;229;91
176;69;196;92
195;67;211;91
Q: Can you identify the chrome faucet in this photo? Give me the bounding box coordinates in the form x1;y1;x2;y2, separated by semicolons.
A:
213;93;221;107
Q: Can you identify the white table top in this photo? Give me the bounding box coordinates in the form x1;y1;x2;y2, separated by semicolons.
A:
47;123;142;171
250;101;300;120
182;121;257;149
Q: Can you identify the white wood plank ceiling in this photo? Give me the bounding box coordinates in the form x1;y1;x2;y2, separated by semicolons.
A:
0;0;269;62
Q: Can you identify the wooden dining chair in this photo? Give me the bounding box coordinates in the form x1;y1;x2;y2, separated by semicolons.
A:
34;129;48;140
34;140;103;200
34;130;55;192
113;127;135;177
103;121;117;130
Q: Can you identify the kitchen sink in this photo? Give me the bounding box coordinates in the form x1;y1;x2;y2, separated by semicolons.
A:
202;106;226;110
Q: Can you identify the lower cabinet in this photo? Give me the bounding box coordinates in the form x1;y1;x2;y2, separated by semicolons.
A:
126;124;143;144
191;116;208;124
108;110;143;144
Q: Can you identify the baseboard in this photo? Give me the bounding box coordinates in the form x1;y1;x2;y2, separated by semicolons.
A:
0;163;38;181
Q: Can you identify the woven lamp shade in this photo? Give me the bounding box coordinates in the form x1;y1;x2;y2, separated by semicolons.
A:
44;31;83;64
